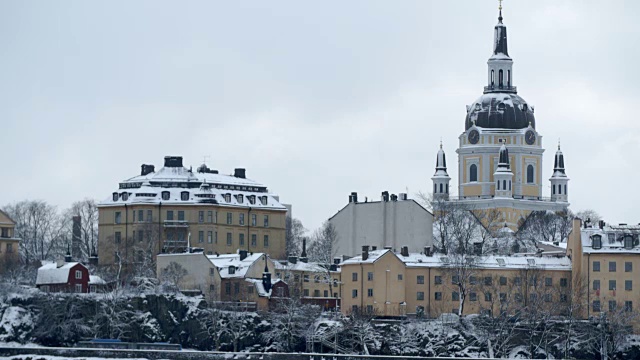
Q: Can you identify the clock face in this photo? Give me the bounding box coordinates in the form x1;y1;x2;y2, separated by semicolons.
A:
525;130;536;145
468;129;480;145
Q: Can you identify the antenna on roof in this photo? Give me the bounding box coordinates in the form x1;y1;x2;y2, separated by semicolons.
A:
203;155;211;165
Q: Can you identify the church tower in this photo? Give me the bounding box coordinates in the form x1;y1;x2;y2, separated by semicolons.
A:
432;143;450;200
434;2;570;230
550;143;569;202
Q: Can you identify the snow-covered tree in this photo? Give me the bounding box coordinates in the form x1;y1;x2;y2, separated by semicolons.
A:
262;298;320;352
285;217;306;257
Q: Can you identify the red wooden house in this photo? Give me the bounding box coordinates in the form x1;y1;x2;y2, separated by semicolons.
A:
36;260;90;293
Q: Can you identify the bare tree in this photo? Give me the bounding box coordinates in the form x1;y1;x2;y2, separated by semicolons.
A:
343;308;378;355
262;297;320;352
586;303;638;360
442;254;479;316
159;261;188;292
518;209;574;246
575;209;602;223
285;217;306;257
64;199;99;261
307;222;339;300
4;200;68;263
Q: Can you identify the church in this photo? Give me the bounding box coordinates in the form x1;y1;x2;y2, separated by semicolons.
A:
432;3;569;231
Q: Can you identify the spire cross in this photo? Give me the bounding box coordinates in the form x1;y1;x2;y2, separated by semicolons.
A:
558;139;561;150
498;0;504;22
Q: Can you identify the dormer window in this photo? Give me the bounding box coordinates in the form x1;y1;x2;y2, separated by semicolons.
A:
592;234;602;250
237;194;244;203
224;194;231;203
608;233;615;244
228;266;236;275
260;196;268;205
180;191;189;201
249;195;256;205
121;192;128;201
112;192;119;202
624;235;633;249
162;191;170;200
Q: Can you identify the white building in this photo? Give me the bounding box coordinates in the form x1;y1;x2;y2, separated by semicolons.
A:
328;192;433;257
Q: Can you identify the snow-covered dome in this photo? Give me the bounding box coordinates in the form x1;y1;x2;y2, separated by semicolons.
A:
465;92;535;130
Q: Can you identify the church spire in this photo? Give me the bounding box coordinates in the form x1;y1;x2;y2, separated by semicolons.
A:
553;141;566;175
432;142;450;199
493;0;509;57
550;141;569;202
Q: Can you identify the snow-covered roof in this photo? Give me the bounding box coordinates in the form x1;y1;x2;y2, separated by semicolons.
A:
207;252;268;279
341;250;571;271
274;260;328;273
89;275;106;285
580;224;640;254
36;261;86;285
244;278;284;298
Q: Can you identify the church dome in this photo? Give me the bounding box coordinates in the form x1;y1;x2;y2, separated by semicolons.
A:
465;92;535;130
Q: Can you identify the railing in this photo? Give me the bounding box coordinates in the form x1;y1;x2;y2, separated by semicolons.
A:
163;220;189;227
447;195;556;202
484;85;517;93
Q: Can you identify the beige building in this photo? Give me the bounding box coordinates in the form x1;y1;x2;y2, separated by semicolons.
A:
433;6;569;231
275;256;341;309
567;218;640;319
340;246;572;318
157;250;286;311
0;209;20;268
98;156;288;268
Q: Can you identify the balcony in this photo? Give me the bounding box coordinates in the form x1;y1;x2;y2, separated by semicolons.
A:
163;220;189;228
483;85;517;93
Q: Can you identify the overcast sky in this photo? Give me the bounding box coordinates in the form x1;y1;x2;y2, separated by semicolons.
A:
2;1;639;232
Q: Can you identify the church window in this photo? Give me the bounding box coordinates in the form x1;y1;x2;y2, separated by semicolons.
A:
527;165;534;184
434;184;437;193
507;70;511;87
509;181;511;191
503;180;506;191
564;185;567;195
469;164;478;182
491;70;495;86
439;184;443;193
446;185;448;193
553;185;556;195
497;181;500;190
499;69;504;87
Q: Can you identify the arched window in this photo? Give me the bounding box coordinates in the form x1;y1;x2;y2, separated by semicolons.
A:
553;185;556;195
497;181;500;190
161;191;170;200
491;70;495;86
507;70;511;87
503;180;506;191
527;165;534;184
181;191;189;201
434;184;437;193
439;183;443;193
499;69;504;87
564;185;567;195
470;164;478;182
509;181;511;191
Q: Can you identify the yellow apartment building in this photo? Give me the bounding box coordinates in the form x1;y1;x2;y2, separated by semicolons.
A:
0;209;20;268
98;156;288;268
275;256;341;309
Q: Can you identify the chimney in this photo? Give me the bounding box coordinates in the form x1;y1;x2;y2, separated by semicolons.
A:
390;194;398;201
399;193;408;201
383;246;392;250
329;264;337;271
424;246;431;256
140;164;155;176
333;257;341;265
262;256;272;293
164;156;183;168
473;242;483;256
362;245;369;261
599;220;605;229
382;191;389;202
234;168;246;179
401;246;409;257
350;192;358;203
371;246;377;251
64;244;73;263
300;238;308;263
56;257;65;268
239;250;248;261
288;256;298;264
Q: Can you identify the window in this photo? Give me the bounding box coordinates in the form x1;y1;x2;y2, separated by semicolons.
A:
227;212;232;225
417;275;425;284
435;276;442;285
294;274;300;282
75;270;82;279
209;284;215;292
609;300;617;312
228;266;236;275
527;164;534;183
136;210;142;222
207;231;213;244
114;231;121;244
352;289;358;298
434;292;442;301
470;164;478;182
626;280;632;291
181;191;189;201
239;233;245;246
162;191;170;200
484;292;492;302
593;261;600;272
507;69;511;86
560;278;568;287
515;293;523;302
593;300;601;312
545;294;552;302
484;277;492;286
560;294;568;302
608;233;616;244
609;261;616;272
137;230;143;242
367;289;373;297
209;268;215;276
224;194;231;203
514;277;522;286
226;233;232;246
178;211;184;221
121;192;128;201
503;180;506;191
626;262;633;272
324;290;329;297
115;212;121;224
147;210;152;222
352;273;358;281
529;276;538;287
75;284;83;293
239;213;245;225
452;275;459;284
592;235;602;249
452;292;459;301
609;280;616;291
625;301;633;312
491;69;495;85
198;231;204;243
5;244;10;253
261;196;268;205
237;194;243;203
302;289;308;297
417;292;425;301
398;274;403;281
264;235;269;247
166;210;174;221
625;235;633;249
439;183;443;193
264;215;269;227
225;283;231;295
498;69;504;87
470;292;477;301
112;192;119;201
499;293;507;302
207;211;213;223
249;195;256;205
545;277;552;287
552;185;556;195
367;272;374;281
530;294;537;302
199;211;204;223
500;276;507;286
251;214;257;226
251;234;257;247
593;280;600;290
470;276;477;285
234;283;239;294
